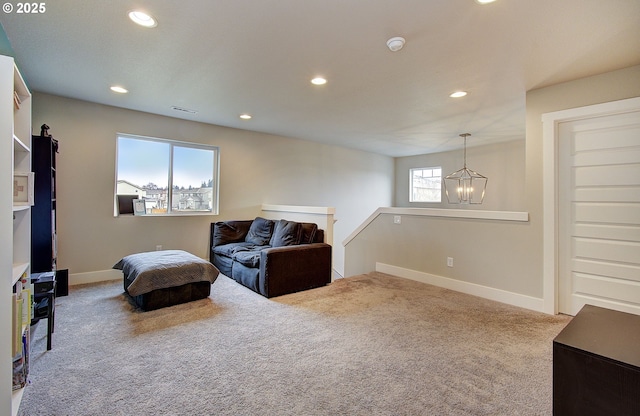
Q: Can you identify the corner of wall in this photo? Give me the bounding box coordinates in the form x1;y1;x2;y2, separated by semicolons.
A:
0;24;15;57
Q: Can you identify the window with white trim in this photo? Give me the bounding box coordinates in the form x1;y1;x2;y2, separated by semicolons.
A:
410;167;442;203
115;134;219;216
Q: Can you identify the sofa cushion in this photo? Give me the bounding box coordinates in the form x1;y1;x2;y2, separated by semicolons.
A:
231;262;260;292
245;217;274;245
212;253;234;277
212;241;255;258
233;250;262;268
213;220;252;246
269;219;302;247
299;222;318;244
313;229;324;243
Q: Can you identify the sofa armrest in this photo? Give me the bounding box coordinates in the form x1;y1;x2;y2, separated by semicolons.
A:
259;243;332;297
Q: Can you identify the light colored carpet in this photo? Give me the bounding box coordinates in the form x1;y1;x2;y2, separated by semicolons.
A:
20;272;571;415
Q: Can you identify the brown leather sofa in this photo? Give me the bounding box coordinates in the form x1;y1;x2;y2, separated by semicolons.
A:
209;217;332;297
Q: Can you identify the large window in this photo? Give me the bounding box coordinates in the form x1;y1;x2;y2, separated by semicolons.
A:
115;134;219;216
410;167;442;203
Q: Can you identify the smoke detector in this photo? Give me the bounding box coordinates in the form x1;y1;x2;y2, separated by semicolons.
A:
386;37;405;52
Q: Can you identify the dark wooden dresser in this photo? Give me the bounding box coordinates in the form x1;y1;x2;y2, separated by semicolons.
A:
553;304;640;415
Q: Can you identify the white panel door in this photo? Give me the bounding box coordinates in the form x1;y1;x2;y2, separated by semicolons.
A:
558;110;640;316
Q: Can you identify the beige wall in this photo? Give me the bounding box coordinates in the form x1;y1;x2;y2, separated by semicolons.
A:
346;65;640;305
32;93;394;278
31;64;640;297
526;64;640;233
394;139;526;211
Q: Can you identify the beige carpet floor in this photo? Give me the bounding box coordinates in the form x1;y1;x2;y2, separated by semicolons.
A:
19;272;571;415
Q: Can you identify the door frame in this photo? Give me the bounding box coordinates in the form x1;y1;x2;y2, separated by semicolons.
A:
541;96;640;314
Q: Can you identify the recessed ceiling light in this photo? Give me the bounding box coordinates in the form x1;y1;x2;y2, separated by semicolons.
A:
475;0;497;4
128;10;157;28
239;114;252;120
449;91;467;98
110;86;128;94
311;77;327;86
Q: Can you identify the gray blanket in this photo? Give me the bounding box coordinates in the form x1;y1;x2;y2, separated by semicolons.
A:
113;250;219;296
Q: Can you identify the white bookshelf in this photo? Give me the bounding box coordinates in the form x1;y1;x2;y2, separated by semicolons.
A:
1;54;32;416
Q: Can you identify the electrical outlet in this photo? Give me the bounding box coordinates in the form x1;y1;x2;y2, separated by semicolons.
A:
156;245;163;251
447;257;453;267
393;215;401;224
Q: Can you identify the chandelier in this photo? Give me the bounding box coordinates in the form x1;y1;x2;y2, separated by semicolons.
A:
443;133;487;204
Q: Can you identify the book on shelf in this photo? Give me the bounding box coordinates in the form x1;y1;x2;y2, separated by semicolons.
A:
21;288;31;326
12;274;32;390
12;293;22;357
12;275;32;357
12;355;25;390
11;293;18;356
12;328;29;390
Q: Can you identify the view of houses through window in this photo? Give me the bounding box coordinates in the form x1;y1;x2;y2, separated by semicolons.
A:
410;167;442;203
115;134;219;215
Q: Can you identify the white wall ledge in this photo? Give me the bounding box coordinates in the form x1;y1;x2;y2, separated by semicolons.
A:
343;207;529;246
262;204;335;215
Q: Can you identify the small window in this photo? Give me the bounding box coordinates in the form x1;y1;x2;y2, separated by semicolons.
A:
115;134;219;216
410;167;442;203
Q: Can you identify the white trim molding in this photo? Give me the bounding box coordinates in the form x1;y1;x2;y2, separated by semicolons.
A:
261;204;335;215
541;96;640;315
376;263;545;313
343;207;529;246
261;203;337;280
69;269;122;286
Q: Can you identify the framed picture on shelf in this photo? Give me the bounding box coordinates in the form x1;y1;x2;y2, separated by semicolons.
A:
133;198;146;216
13;172;34;206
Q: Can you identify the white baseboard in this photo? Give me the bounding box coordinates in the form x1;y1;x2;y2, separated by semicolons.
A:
70;265;545;313
332;268;344;281
70;269;122;286
375;263;546;314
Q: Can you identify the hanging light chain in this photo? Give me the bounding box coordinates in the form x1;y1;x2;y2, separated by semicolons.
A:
460;133;470;169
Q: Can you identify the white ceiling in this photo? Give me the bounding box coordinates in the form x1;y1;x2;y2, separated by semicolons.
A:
1;0;639;157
